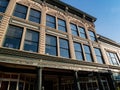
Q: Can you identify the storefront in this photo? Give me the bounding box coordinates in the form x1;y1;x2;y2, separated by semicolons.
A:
113;72;120;90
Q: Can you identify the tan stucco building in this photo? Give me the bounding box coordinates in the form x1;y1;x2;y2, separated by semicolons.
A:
0;0;120;90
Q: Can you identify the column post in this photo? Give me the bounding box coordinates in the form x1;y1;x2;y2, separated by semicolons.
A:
37;67;42;90
74;71;80;90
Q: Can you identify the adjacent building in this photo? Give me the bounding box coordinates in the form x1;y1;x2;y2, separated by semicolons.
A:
0;0;120;90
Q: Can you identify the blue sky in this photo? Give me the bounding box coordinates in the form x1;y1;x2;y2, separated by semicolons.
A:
60;0;120;43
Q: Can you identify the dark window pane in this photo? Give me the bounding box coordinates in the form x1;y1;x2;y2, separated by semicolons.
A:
72;30;78;36
58;19;66;26
74;42;83;60
13;4;27;19
70;23;78;36
0;0;9;13
60;39;70;58
4;37;21;49
25;30;39;42
60;39;69;49
9;81;17;90
45;35;57;56
74;43;82;51
84;45;90;53
24;41;38;52
19;82;24;90
60;48;70;58
94;48;104;64
29;9;41;23
3;25;23;49
46;22;56;28
84;45;93;62
58;26;66;32
45;45;57;56
58;19;66;32
6;25;23;38
97;56;104;64
75;52;83;60
107;52;120;66
46;35;56;46
78;27;86;38
24;30;39;52
89;30;96;41
86;54;92;62
46;15;56;28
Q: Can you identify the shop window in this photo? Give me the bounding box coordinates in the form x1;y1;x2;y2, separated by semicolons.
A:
70;23;78;36
45;35;57;56
0;0;9;13
58;18;67;32
88;30;97;41
94;48;104;64
13;4;28;19
74;42;83;60
107;52;120;66
78;27;86;39
3;25;23;49
84;45;93;62
29;9;41;23
46;14;56;28
60;39;70;58
24;29;39;52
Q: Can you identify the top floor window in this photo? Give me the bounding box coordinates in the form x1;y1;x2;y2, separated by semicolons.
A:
70;23;78;36
0;0;9;13
89;30;97;41
78;27;86;39
29;9;41;24
94;48;104;64
107;52;120;66
13;4;28;19
46;14;56;28
3;25;23;49
58;19;67;32
84;45;93;62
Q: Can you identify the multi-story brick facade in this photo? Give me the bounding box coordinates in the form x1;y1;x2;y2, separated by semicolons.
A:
0;0;120;90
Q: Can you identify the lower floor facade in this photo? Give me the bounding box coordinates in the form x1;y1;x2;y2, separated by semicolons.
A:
0;48;120;90
0;64;119;90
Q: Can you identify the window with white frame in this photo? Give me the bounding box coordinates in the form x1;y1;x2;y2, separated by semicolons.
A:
107;51;120;66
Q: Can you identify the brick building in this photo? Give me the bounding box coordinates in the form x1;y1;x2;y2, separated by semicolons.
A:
0;0;120;90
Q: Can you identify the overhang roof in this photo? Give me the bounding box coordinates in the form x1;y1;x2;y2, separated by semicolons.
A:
34;0;97;22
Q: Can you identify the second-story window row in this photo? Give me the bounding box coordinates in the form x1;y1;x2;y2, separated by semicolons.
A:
3;25;39;52
3;25;106;64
